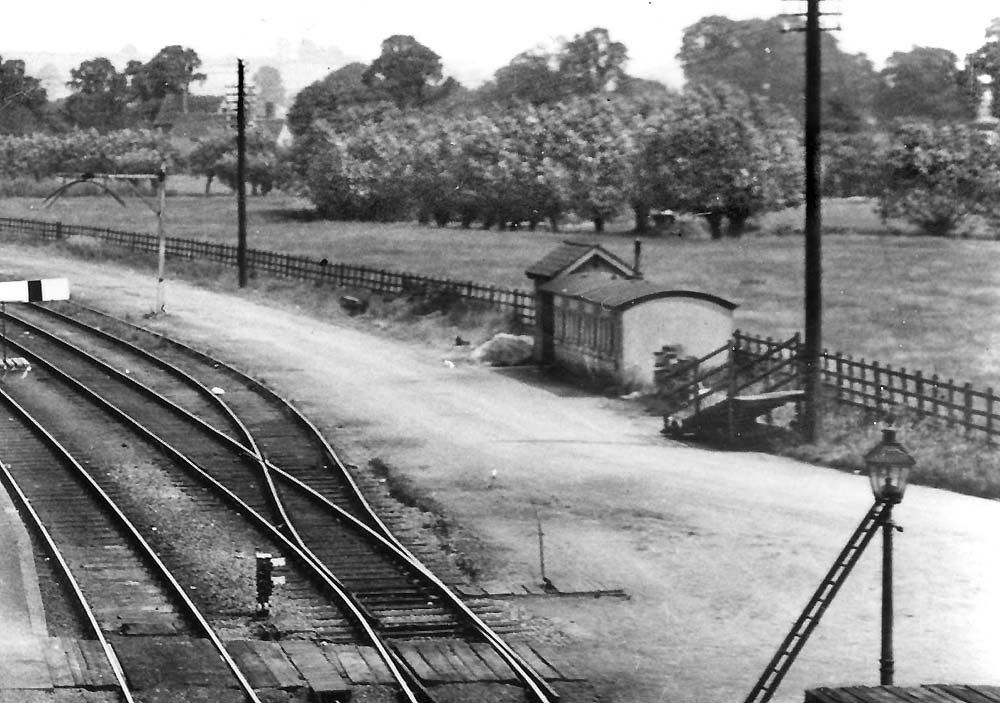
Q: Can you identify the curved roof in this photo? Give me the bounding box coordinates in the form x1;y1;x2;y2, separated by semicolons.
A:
540;273;737;312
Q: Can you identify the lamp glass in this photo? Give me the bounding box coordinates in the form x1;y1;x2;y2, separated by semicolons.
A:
868;463;910;503
865;428;915;503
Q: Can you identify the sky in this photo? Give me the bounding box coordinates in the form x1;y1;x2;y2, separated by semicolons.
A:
4;1;999;99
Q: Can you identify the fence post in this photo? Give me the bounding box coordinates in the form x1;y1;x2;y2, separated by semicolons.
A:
792;332;801;385
871;360;881;411
899;367;907;412
833;352;844;403
885;363;894;410
987;388;995;444
844;354;853;405
963;382;973;435
727;338;737;442
930;374;939;419
946;379;955;426
915;370;924;417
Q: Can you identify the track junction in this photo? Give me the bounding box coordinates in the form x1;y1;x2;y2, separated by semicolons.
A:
0;301;584;702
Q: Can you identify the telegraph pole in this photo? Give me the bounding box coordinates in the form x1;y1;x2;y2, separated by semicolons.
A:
784;0;837;440
236;59;248;288
802;0;822;440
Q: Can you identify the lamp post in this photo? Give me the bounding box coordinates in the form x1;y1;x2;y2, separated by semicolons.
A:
864;426;915;686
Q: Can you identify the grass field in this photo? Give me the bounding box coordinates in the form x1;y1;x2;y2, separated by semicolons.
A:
3;185;997;390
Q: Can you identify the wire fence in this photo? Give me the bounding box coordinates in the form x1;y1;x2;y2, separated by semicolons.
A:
0;216;536;324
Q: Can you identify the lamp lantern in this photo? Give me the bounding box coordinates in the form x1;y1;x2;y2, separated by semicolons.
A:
864;426;915;504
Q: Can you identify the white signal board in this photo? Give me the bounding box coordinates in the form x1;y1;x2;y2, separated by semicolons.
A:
0;278;70;303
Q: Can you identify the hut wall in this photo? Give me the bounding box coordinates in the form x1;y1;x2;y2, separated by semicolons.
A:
550;296;618;379
619;297;734;387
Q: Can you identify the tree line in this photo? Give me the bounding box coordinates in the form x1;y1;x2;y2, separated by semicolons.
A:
286;84;802;237
2;18;1000;237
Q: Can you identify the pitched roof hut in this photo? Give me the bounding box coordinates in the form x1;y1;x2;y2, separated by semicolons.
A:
526;242;736;388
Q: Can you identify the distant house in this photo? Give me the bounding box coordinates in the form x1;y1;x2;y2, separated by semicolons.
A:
154;94;288;153
154;94;229;152
526;241;737;388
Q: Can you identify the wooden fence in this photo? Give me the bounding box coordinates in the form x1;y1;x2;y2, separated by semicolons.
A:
0;216;537;324
3;215;993;438
734;330;1000;441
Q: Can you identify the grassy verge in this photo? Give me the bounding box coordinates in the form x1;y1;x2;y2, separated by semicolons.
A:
763;402;1000;501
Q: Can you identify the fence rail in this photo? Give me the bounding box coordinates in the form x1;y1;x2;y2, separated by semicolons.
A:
4;216;994;439
0;216;537;324
733;330;1000;441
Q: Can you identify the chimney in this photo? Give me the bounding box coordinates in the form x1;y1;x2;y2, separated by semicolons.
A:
633;239;642;279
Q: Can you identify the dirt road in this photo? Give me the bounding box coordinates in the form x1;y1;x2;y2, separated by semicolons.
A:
2;243;998;703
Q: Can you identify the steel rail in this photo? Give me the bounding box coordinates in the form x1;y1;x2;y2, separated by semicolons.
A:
263;460;561;703
3;309;382;625
0;386;261;703
22;302;560;702
0;443;135;702
0;333;430;703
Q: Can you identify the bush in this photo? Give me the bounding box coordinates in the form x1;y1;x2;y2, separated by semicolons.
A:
822;131;887;198
878;121;1000;236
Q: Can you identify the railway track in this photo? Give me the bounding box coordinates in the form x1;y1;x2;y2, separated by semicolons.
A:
0;313;428;700
0;385;263;703
0;301;567;702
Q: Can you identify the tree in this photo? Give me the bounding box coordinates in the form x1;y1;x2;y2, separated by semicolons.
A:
253;66;286;116
640;83;802;238
63;58;129;130
678;15;879;130
486;28;632;106
557;27;628;94
0;57;48;134
822;131;886;198
362;35;455;108
490;50;564;105
878;121;1000;236
286;62;391;137
547;96;637;232
127;46;206;118
875;47;971;121
187;131;232;194
679;17;799;105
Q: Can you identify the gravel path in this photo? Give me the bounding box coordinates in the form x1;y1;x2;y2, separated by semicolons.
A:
1;243;998;703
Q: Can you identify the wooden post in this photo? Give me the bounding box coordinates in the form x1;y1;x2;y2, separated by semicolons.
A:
236;58;248;288
727;339;737;441
963;383;973;434
947;379;956;425
987;388;995;443
535;509;546;585
915;370;925;417
931;374;940;418
802;0;824;442
885;364;894;409
834;352;844;403
900;368;909;411
155;165;167;313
